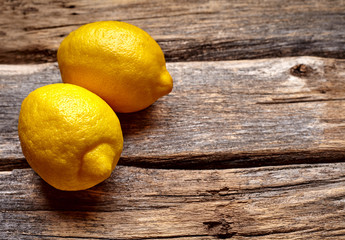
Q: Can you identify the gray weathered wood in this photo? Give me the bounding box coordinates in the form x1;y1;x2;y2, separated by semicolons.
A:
1;57;345;169
1;0;345;63
1;163;345;239
2;1;345;239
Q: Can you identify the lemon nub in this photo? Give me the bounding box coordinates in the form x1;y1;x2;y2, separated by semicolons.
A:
157;70;173;97
80;143;116;182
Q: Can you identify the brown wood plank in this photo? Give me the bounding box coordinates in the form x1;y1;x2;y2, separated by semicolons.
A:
1;163;345;239
1;0;345;63
1;57;345;169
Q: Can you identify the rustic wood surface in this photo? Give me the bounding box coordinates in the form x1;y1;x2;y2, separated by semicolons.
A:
1;0;345;239
1;0;345;63
1;163;345;239
1;57;345;169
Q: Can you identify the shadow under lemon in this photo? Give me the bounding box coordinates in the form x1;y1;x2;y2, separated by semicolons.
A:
35;168;135;225
38;175;111;212
116;103;160;138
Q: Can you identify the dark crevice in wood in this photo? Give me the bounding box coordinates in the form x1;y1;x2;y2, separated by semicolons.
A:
0;49;57;64
20;234;109;239
239;227;311;237
3;150;345;172
122;10;220;22
119;150;345;170
161;37;345;62
0;158;29;171
23;24;81;32
203;179;345;196
21;233;215;240
256;97;345;104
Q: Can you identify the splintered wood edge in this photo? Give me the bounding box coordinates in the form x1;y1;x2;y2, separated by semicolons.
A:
1;0;345;63
1;163;345;239
1;57;345;169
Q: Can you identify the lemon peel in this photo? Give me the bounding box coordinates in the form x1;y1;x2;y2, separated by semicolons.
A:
18;83;123;191
57;21;173;113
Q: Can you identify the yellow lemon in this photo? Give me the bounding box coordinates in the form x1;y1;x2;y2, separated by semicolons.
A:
18;83;123;191
57;21;173;113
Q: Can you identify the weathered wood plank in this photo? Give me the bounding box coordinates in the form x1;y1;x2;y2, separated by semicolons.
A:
1;0;345;63
1;57;345;169
1;163;345;239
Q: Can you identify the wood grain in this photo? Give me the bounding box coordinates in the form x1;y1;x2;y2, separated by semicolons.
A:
1;0;345;63
1;57;345;169
1;163;345;239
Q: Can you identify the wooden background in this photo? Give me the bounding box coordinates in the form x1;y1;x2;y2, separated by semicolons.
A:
1;0;345;239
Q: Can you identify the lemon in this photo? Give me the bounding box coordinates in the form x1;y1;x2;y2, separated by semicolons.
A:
18;83;123;191
57;21;173;113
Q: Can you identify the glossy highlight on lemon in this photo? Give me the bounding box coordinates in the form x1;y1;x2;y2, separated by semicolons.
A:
57;21;173;113
18;83;123;191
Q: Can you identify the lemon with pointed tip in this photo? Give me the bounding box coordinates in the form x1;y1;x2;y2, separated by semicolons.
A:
57;21;173;113
18;83;123;191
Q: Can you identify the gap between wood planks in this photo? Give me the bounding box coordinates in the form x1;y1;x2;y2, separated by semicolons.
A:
1;56;345;171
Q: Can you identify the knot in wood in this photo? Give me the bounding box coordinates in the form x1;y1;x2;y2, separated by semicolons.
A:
203;219;236;239
290;64;313;77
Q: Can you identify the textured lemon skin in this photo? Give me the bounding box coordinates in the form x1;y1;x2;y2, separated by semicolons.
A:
57;21;173;113
18;83;123;191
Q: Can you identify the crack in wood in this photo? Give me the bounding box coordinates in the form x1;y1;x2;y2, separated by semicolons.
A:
256;97;345;104
21;233;215;239
3;148;345;171
239;226;313;237
23;24;81;32
122;10;220;22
